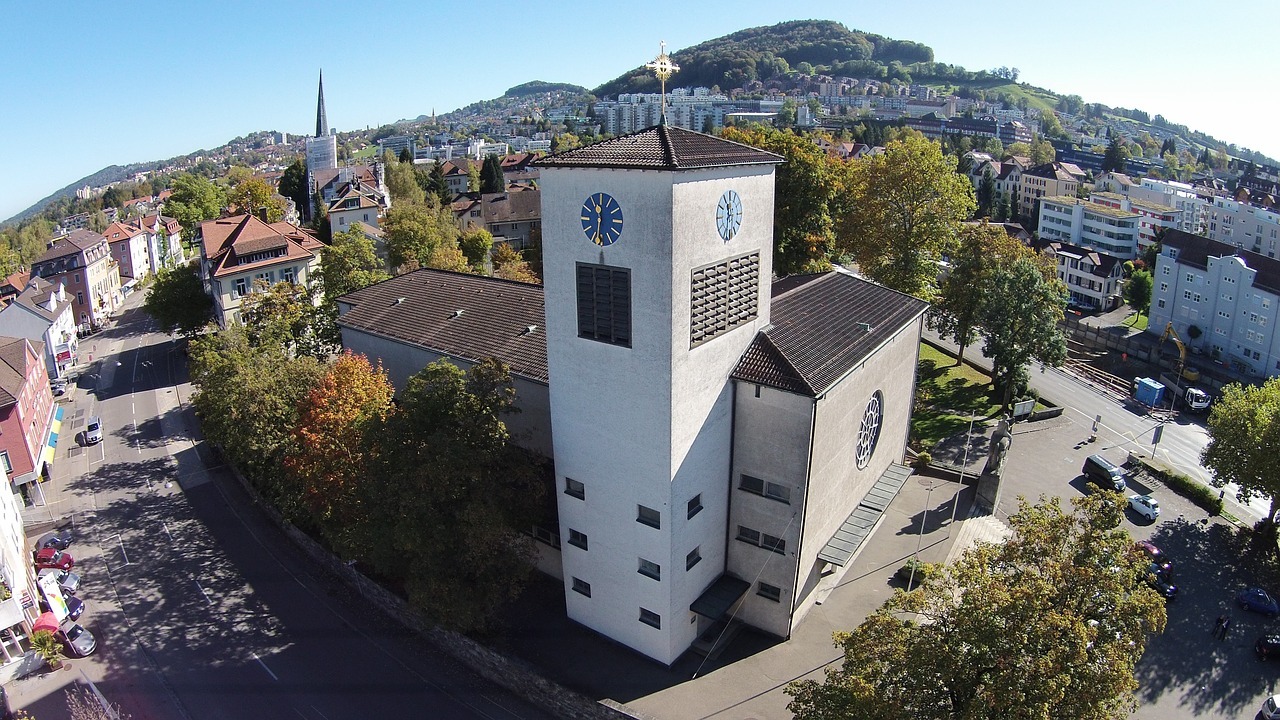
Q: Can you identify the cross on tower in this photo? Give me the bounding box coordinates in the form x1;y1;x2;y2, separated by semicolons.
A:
645;41;680;124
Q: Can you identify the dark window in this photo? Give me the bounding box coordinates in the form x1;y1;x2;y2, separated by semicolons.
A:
572;577;591;597
686;547;702;570
736;525;760;545
740;475;790;503
637;505;661;529
638;558;661;580
639;608;661;629
565;477;585;500
687;494;703;519
738;525;785;555
568;529;588;550
576;263;631;347
757;582;782;602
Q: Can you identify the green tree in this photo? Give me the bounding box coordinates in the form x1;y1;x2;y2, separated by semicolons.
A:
284;351;393;555
721;125;841;274
357;358;543;631
1030;137;1056;165
491;243;540;284
166;173;226;242
143;263;214;336
239;281;335;358
88;210;108;233
841;134;976;300
227;177;286;222
188;325;327;499
398;147;413;164
384;157;426;206
1124;269;1153;318
930;223;1026;367
427;160;452;205
1102;136;1129;174
319;227;389;303
382;201;464;271
1202;378;1280;530
776;98;798;128
459;228;494;269
787;493;1166;720
979;254;1068;408
976;170;995;218
31;629;65;670
480;155;505;194
278;158;310;218
467;161;482;192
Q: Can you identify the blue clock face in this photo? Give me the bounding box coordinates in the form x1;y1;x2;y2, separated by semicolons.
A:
581;193;624;246
716;190;743;242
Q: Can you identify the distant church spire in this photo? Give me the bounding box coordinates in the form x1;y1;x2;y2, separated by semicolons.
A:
316;70;329;138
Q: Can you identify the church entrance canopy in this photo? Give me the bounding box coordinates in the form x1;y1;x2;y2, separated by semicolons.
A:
690;575;751;621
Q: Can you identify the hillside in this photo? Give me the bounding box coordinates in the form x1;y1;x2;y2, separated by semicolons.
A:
8;162;160;225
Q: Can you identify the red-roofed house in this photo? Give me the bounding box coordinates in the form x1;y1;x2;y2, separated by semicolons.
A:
102;221;151;290
197;214;325;327
0;336;57;496
31;230;121;329
0;273;29;308
138;214;185;272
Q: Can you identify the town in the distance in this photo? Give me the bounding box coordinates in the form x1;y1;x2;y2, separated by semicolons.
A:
2;18;1280;720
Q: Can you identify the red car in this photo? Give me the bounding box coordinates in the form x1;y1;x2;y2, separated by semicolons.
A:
34;548;73;571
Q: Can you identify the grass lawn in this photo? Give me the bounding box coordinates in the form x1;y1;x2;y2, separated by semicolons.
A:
1124;312;1149;331
912;342;1002;449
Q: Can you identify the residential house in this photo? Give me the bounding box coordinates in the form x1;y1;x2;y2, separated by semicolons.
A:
1017;162;1084;222
1204;194;1280;259
197;214;325;327
0;336;57;500
137;214;185;272
0;273;29;308
1094;173;1207;237
1149;229;1280;377
1037;240;1123;311
0;278;78;379
453;189;542;249
101;221;151;292
30;230;121;330
326;175;389;232
311;164;387;219
1037;196;1141;259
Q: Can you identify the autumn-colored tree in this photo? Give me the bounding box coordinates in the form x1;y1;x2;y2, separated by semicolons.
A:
491;243;540;284
383;201;465;272
788;493;1166;720
227;177;286;222
284;352;393;554
1202;377;1280;532
459;227;495;268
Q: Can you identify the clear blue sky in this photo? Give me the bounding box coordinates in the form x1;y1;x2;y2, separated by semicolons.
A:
4;0;1278;222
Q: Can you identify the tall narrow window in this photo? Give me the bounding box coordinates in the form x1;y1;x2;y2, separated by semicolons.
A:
576;263;631;347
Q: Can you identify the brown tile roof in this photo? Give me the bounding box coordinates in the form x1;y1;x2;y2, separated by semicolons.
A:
1037;241;1119;278
102;221;144;244
0;272;29;298
533;125;782;171
8;277;69;322
732;271;928;396
1162;229;1280;295
480;190;540;225
199;214;323;279
336;269;549;383
36;229;107;263
0;337;36;407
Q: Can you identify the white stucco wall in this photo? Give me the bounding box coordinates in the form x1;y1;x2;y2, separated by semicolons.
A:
540;162;776;664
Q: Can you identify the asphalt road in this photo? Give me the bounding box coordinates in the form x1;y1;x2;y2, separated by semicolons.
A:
14;298;554;720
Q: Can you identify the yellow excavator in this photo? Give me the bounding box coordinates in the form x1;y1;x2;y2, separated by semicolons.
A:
1155;322;1211;412
1157;322;1189;378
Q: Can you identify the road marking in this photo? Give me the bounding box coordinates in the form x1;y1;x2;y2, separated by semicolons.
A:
251;653;279;681
311;707;332;720
162;523;173;542
194;579;212;605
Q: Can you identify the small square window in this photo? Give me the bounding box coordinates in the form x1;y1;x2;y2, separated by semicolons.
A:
761;533;786;555
568;529;588;550
687;494;703;519
639;608;661;629
638;558;661;581
565;477;585;500
637;505;661;529
737;526;760;545
686;547;702;571
757;582;782;602
572;577;591;597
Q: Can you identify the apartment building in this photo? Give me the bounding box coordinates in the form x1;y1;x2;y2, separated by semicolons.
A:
1038;241;1123;311
30;230;121;329
1037;196;1141;259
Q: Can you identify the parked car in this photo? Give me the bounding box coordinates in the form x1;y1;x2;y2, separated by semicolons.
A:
1257;635;1280;660
64;596;85;621
1238;587;1280;616
55;623;96;657
50;378;66;396
1145;563;1178;599
35;530;73;551
85;416;102;445
1082;454;1126;491
1136;540;1172;572
38;568;80;596
34;548;73;571
1261;694;1280;719
1128;494;1161;521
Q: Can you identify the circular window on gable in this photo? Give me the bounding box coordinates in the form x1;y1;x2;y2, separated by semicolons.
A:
855;391;883;470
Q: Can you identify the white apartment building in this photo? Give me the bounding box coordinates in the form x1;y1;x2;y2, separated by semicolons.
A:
1093;172;1207;236
1149;229;1280;378
1038;196;1142;259
1205;195;1280;259
1089;192;1178;254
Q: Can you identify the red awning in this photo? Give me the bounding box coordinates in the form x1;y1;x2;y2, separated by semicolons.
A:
32;612;58;635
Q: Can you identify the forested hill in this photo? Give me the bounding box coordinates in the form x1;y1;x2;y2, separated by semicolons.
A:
593;20;934;97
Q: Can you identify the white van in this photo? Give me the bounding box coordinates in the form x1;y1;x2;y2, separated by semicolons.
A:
85;416;102;445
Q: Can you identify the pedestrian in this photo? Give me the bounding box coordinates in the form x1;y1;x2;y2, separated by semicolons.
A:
1221;617;1231;641
1214;615;1226;636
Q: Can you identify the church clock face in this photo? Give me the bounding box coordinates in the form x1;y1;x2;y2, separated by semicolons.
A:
581;192;624;246
855;391;883;470
716;190;743;242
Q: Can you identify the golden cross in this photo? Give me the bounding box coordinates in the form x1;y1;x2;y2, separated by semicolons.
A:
645;41;680;124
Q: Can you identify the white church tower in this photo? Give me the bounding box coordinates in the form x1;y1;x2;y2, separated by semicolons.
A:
535;78;783;661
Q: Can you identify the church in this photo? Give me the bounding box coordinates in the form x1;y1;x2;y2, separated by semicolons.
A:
337;122;927;665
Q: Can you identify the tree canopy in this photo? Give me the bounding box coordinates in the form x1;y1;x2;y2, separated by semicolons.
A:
226;177;286;223
166;173;226;242
787;493;1166;720
142;263;213;336
319;227;389;303
1124;269;1153;318
1202;377;1280;525
480;154;505;194
930;222;1027;366
978;253;1068;407
382;200;466;272
278;158;309;218
841;134;976;300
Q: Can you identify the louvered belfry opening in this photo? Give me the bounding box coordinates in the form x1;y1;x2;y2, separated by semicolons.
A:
690;252;760;348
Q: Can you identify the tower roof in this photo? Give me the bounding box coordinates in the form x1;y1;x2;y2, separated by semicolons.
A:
316;70;328;138
532;125;782;171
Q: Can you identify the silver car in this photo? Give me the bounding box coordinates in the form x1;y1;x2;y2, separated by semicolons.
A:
38;568;80;596
57;624;96;657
